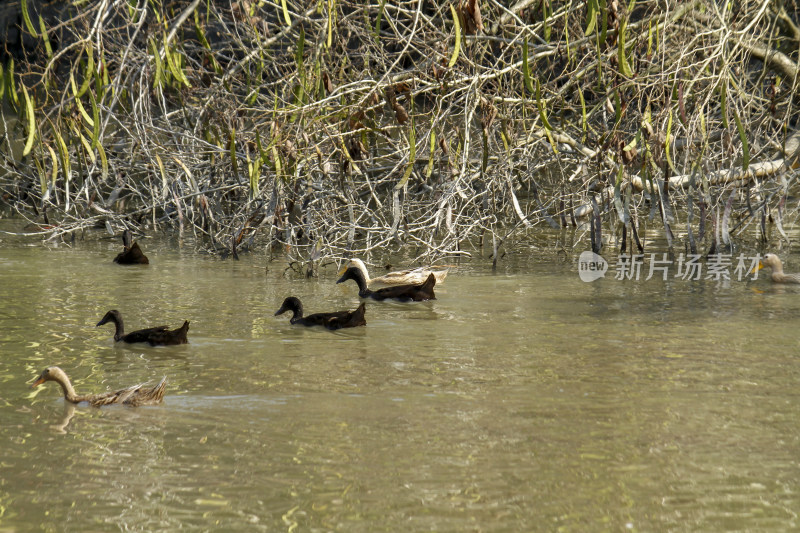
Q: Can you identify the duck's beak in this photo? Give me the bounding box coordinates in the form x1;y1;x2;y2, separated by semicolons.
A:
31;376;45;388
748;261;765;275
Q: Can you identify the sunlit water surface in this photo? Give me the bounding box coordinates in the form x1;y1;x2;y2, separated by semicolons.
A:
1;223;799;531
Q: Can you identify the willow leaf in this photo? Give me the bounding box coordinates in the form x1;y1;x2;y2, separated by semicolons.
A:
536;80;557;153
281;0;291;25
426;130;436;178
96;141;108;181
46;144;58;188
89;89;100;149
327;0;334;48
374;0;388;39
733;109;749;171
21;85;36;157
53;124;70;182
585;0;597;35
39;16;52;58
617;18;633;77
448;4;461;68
522;39;534;94
21;0;38;37
719;80;728;128
665;109;676;173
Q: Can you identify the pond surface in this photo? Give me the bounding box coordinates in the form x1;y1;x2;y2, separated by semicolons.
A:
1;222;799;531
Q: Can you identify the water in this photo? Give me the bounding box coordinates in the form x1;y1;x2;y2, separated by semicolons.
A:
1;222;799;531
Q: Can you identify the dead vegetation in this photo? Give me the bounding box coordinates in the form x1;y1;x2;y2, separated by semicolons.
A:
0;0;799;266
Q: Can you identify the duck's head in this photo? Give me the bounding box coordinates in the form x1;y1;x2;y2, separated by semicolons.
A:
31;366;65;388
96;310;122;327
336;266;367;286
275;297;302;316
756;253;782;272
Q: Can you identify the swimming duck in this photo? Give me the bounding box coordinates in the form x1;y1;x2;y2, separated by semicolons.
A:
31;366;166;407
275;297;366;329
345;258;448;288
755;253;800;283
337;266;436;301
113;230;149;265
97;310;189;345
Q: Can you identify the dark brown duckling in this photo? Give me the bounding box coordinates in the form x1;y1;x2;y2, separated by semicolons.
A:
31;366;166;407
275;297;366;329
97;309;189;345
336;266;436;301
113;230;149;265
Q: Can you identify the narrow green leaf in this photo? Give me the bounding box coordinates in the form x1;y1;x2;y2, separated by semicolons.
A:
327;0;334;48
150;38;163;89
665;109;676;173
426;130;436;178
522;39;534;94
374;0;388;39
21;85;36;157
39;16;52;58
585;0;598;35
578;88;587;140
77;42;94;97
20;0;38;37
7;59;19;107
448;4;461;68
46;144;58;187
733;109;749;171
53;124;70;182
719;80;728;128
617;18;633;77
536;80;557;153
281;0;291;25
89;89;100;149
96;141;108;181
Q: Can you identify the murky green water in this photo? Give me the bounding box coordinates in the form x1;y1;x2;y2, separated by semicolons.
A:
1;222;799;531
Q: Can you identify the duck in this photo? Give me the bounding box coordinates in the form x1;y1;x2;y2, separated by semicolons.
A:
113;229;149;264
97;309;189;345
755;253;800;283
344;258;448;288
31;366;166;407
337;266;436;301
275;297;366;329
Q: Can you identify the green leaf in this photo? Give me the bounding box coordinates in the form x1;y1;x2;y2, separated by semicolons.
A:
374;0;388;39
522;39;534;94
327;0;334;48
21;85;36;157
281;0;291;25
39;16;52;58
617;18;633;77
719;80;728;128
448;4;461;68
20;0;38;37
585;0;598;35
733;109;749;171
89;88;100;149
665;109;676;173
536;79;557;153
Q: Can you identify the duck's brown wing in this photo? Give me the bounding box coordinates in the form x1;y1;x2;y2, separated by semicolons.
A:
87;377;167;407
372;274;436;301
114;242;149;264
120;325;170;344
147;321;189;346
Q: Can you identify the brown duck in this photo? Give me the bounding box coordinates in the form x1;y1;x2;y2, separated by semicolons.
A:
337;266;436;301
31;366;166;407
113;230;149;265
97;309;189;345
275;296;366;329
756;253;800;283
